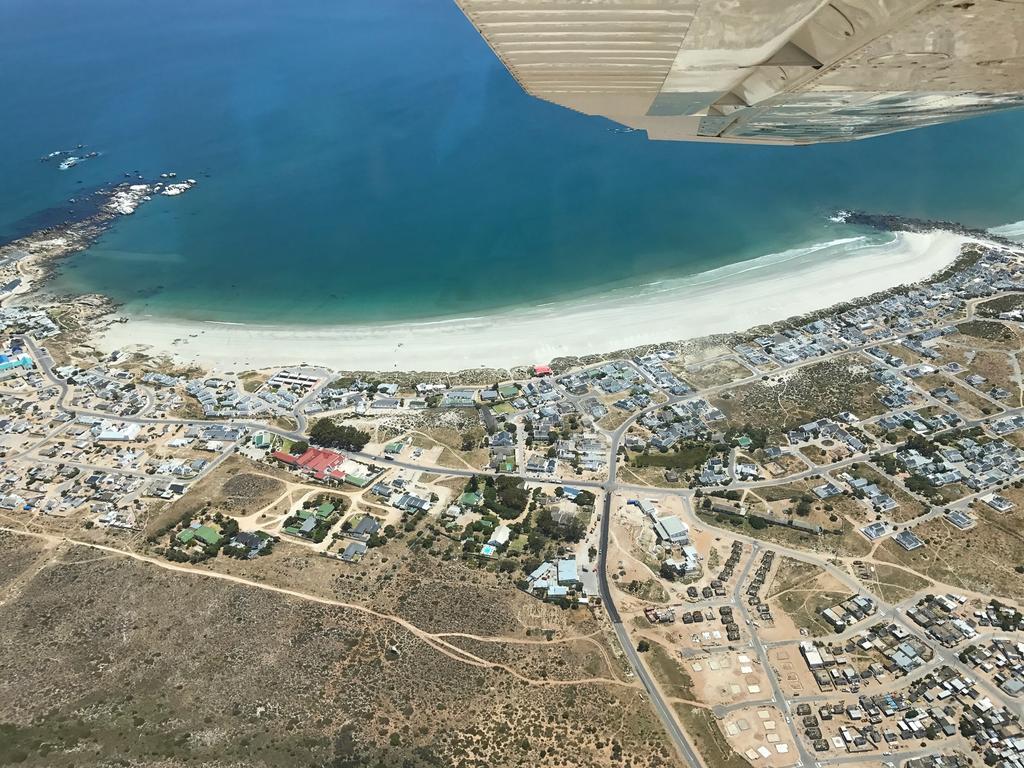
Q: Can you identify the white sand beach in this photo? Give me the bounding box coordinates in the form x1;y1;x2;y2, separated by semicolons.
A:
96;230;976;373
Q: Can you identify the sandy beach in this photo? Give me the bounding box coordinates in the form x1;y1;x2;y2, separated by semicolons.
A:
95;230;975;372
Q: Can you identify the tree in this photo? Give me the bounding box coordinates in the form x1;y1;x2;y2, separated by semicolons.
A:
308;419;370;451
573;490;596;507
637;639;650;652
289;440;309;455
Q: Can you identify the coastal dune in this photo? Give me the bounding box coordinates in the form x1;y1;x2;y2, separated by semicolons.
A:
96;230;972;372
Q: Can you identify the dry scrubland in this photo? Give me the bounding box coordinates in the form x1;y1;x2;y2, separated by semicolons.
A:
0;533;678;768
714;357;883;433
875;506;1024;602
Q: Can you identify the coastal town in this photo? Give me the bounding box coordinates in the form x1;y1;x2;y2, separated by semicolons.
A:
2;192;1024;768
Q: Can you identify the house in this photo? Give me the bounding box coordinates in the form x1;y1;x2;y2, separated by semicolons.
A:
460;491;482;507
983;494;1015;513
861;522;889;540
894;530;924;551
654;515;689;545
663;544;701;577
229;531;271;558
442;390;476;408
340;541;367;562
273;446;347;482
488;524;512;548
945;510;975;530
813;482;842;499
351;515;381;540
556;558;581;588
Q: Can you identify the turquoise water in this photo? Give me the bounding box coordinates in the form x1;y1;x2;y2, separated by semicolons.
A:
4;0;1024;324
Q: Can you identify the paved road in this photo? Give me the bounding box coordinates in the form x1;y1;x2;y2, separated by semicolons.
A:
733;543;815;767
18;330;1024;764
597;485;706;767
592;393;708;767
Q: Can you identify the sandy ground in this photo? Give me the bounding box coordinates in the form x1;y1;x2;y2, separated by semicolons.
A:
94;230;972;372
720;705;797;767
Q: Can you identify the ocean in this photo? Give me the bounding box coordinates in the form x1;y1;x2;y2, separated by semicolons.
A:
4;0;1024;325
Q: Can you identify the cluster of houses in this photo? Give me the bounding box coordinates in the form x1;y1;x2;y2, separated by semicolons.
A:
52;364;148;416
552;432;607;473
799;675;966;755
329;514;383;563
717;604;742;642
520;398;578;446
486;428;517;472
183;377;282;418
873;367;924;410
801;620;929;691
524;557;598;605
961;638;1024;699
860;623;933;677
634;398;725;456
902;664;1024;766
711;540;744;588
819;594;878;633
697;455;730;486
796;689;954;754
632;351;690;395
744;549;776;625
282;500;340;542
976;600;1024;632
907;594;978;648
306;383;384;416
786;416;866;455
2;406;239;521
558;361;643;397
989;413;1024;437
731;245;1020;375
174;521;274;561
836;470;897;516
904;756;970;768
736;325;847;369
958;695;1024;766
0;305;59;339
897;436;1024;491
502;375;561;411
875;408;962;436
71;469;145;519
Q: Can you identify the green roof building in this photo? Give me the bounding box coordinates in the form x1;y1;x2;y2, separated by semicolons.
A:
316;502;336;519
176;529;196;545
460;492;482;507
193;525;221;547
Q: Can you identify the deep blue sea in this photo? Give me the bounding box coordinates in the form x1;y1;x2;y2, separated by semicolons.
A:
4;0;1024;324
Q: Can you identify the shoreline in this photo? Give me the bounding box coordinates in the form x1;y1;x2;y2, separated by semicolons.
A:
93;229;977;372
